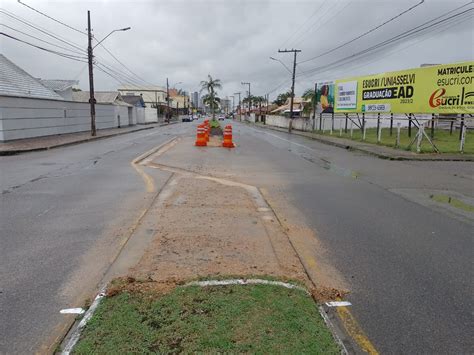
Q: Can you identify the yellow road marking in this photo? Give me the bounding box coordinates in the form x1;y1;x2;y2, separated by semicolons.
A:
131;162;155;193
336;303;379;354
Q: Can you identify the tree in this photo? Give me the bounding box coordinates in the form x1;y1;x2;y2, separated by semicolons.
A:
200;74;222;120
273;91;292;106
302;88;316;116
202;94;221;113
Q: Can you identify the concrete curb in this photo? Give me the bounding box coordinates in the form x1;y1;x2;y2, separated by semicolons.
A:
0;126;156;156
248;122;474;162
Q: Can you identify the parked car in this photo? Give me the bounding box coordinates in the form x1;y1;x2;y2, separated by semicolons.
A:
218;115;225;121
182;115;192;122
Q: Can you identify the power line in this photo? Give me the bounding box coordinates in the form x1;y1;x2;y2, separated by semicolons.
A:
298;0;425;64
279;0;327;48
17;0;87;36
297;6;473;78
0;23;86;56
292;0;352;48
0;9;85;52
0;32;88;62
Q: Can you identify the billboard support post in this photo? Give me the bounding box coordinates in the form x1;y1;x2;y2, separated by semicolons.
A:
408;114;412;138
319;113;322;131
396;122;401;148
431;114;435;140
350;119;354;138
460;124;466;153
377;113;381;143
390;113;393;136
345;114;348;133
339;119;343;136
459;114;465;140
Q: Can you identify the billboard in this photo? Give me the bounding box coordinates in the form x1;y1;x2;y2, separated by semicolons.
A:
334;62;474;114
316;81;335;113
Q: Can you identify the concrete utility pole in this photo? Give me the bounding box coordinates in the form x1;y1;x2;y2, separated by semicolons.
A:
87;11;96;136
229;95;235;115
234;92;241;121
278;48;301;133
166;78;170;123
241;82;251;117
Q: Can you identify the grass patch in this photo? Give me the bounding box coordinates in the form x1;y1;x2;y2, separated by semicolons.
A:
73;283;339;354
210;120;221;128
430;194;474;213
314;127;473;154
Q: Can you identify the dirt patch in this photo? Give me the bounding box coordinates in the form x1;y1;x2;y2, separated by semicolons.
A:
211;126;223;136
128;176;307;286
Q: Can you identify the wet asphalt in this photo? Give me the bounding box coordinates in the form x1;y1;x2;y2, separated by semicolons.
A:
1;119;473;354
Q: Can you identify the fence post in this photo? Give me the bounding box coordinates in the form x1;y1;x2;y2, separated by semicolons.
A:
460;124;466;153
339;118;343;136
362;113;366;140
377;118;382;143
431;113;435;140
416;124;424;153
450;118;454;135
319;113;322;131
331;112;335;132
459;114;464;140
350;119;354;138
363;121;367;141
390;112;393;136
377;113;381;143
322;116;326;134
345;113;348;133
396;122;401;148
408;113;412;138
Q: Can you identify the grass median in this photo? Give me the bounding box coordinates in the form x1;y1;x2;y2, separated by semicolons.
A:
315;127;473;154
73;280;340;354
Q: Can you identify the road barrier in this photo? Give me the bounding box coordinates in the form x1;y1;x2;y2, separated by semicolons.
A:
222;124;235;148
195;125;207;146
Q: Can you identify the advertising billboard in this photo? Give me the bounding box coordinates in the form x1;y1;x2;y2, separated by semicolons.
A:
316;81;335;113
334;62;474;114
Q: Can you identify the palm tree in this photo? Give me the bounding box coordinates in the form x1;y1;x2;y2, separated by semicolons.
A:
200;75;222;120
202;94;221;113
302;88;316;117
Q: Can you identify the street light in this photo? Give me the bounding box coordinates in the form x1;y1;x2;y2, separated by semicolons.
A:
87;10;130;136
269;56;292;74
93;27;131;49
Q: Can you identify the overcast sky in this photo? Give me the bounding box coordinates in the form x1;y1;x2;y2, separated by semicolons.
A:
1;0;473;100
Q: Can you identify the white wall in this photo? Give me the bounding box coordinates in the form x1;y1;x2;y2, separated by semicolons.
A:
0;96;117;141
143;107;159;124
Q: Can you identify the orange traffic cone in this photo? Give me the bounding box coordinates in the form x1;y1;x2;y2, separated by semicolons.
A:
222;125;235;148
195;125;207;146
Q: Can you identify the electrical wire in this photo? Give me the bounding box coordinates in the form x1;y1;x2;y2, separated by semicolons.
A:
17;0;87;35
298;0;425;64
0;23;86;56
0;32;88;62
297;7;473;78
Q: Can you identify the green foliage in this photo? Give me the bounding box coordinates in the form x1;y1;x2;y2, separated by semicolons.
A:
273;91;292;106
200;75;222;119
73;283;339;354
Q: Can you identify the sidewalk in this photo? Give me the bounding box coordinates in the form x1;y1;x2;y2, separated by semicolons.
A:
0;123;174;156
251;122;474;161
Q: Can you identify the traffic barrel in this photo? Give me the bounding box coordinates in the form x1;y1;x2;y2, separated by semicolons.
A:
222;125;235;148
195;125;207;146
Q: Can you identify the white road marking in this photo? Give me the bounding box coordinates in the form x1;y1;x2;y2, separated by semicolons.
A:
60;308;84;314
325;301;352;307
185;278;309;294
61;289;106;354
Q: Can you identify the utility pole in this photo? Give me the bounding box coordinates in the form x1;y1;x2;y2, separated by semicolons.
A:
278;48;301;133
241;82;251;118
87;11;96;136
234;92;241;121
229;95;234;116
166;78;170;123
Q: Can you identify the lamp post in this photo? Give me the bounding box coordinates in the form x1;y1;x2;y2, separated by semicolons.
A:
241;82;251;118
87;11;130;136
234;92;241;121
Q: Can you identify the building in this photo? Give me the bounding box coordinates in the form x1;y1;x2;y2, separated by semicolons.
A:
190;91;199;108
118;86;167;123
37;79;79;100
0;54;123;141
72;91;136;127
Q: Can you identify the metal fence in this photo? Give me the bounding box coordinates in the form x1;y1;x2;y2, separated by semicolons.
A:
297;112;473;153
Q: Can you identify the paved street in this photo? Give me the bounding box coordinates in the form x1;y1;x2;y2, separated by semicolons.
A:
1;120;473;353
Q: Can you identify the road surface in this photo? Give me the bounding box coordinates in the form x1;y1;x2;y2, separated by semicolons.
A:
1;120;472;353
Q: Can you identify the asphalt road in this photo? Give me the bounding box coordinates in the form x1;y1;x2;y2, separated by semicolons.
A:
0;124;188;354
233;123;474;354
1;120;473;353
